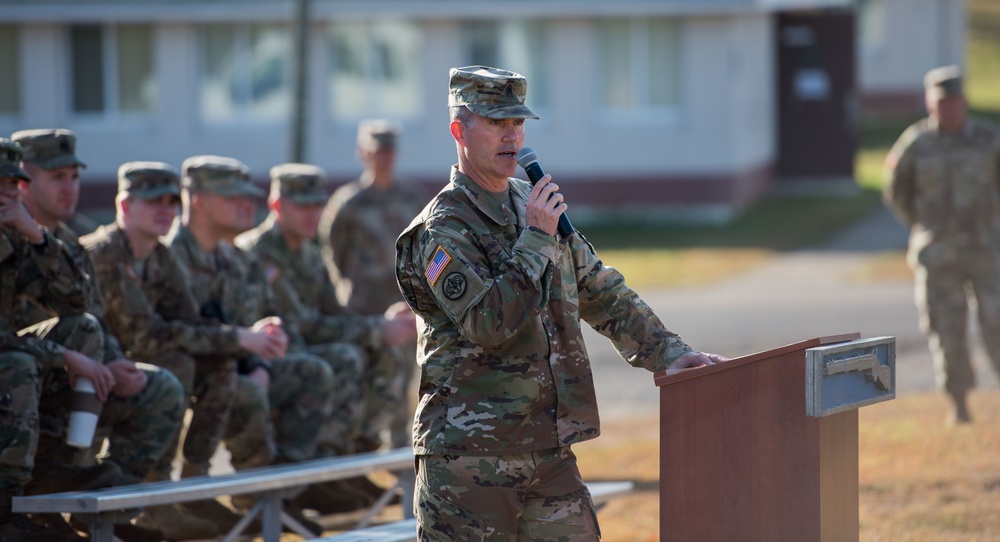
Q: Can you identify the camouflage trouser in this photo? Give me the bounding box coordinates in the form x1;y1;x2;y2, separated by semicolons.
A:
225;351;333;470
307;342;366;455
0;313;103;491
34;364;185;481
90;365;184;479
149;352;236;479
414;447;600;542
914;254;1000;396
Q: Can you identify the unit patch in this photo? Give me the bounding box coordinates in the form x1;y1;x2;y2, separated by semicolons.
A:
442;272;467;300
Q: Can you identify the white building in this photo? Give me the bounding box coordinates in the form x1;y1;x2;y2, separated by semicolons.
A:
0;0;963;222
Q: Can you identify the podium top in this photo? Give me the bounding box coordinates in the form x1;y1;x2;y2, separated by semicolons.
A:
653;333;861;388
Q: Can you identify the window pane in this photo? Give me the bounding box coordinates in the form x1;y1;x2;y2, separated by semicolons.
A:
0;27;20;114
248;24;289;117
328;23;369;118
117;25;154;113
598;20;632;109
466;21;499;67
498;20;549;108
72;25;105;113
201;25;237;120
648;19;681;107
328;20;421;119
370;22;421;116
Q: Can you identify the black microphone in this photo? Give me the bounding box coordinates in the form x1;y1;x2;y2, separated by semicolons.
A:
516;147;575;238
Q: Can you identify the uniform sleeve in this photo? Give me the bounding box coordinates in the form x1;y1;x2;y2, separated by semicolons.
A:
410;218;560;349
93;252;242;362
269;268;384;348
571;232;692;372
319;196;355;286
1;230;87;368
883;126;920;227
77;249;126;362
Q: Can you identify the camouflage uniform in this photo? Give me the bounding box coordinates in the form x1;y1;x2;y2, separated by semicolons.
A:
236;165;398;455
83;214;241;480
318;120;425;448
396;67;694;540
884;66;1000;401
14;223;184;480
0;138;94;492
167;221;333;467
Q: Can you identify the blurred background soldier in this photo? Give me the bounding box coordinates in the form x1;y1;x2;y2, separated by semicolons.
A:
0;138;113;542
81;162;280;539
236;164;416;511
884;65;1000;425
319;119;426;449
167;155;333;535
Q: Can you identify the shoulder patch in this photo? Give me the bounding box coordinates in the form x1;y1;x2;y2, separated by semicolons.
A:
442;271;466;300
424;246;451;286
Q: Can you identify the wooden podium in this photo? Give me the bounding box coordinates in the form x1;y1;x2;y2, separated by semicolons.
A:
654;334;895;542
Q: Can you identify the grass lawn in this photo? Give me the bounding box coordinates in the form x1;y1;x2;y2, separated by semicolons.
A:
572;392;1000;542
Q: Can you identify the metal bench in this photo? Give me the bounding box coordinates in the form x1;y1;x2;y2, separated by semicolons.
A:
13;447;414;542
310;480;635;542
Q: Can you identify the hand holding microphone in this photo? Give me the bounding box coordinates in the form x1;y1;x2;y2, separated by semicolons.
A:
518;147;575;238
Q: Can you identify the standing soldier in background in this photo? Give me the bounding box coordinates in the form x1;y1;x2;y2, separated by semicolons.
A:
82;162;282;539
236;164;416;509
319;120;426;449
166;155;332;534
14;131;186;524
0;138;111;542
884;64;1000;425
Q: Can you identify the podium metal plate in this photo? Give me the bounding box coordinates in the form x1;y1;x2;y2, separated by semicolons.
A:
806;336;895;417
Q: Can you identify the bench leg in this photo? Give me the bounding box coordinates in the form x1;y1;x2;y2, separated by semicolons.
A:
87;512;117;542
221;501;263;542
260;491;283;542
399;468;415;520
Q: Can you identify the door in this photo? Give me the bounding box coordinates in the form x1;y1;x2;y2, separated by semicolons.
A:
775;10;857;181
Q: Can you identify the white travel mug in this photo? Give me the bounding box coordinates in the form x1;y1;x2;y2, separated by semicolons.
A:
66;377;102;448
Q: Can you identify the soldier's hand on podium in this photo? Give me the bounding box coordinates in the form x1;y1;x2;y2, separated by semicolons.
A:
666;351;729;375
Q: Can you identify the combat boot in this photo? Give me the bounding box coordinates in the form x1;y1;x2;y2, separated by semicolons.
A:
293;480;368;515
23;460;124;495
948;391;972;425
0;490;86;542
134;503;218;540
181;498;243;533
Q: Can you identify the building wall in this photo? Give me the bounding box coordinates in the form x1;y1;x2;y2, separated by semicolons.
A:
858;0;965;117
0;12;780;220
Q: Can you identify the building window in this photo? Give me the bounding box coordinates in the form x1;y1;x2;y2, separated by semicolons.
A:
70;24;154;116
858;0;886;58
200;23;290;121
597;18;682;116
463;20;550;109
0;27;20;115
327;20;422;119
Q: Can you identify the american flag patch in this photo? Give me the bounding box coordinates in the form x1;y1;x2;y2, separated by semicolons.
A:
424;246;452;286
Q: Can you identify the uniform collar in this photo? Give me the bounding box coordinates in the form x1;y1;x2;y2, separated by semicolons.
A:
450;165;530;228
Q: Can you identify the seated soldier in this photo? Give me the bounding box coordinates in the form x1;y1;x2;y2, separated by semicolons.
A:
81;162;282;539
0;138;114;542
166;155;334;535
236;164;417;512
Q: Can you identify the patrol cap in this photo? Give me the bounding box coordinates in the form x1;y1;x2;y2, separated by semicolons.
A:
118;161;180;200
448;66;539;120
0;139;30;182
181;155;263;197
11;128;87;169
357;119;401;152
269;163;328;204
924;65;963;99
